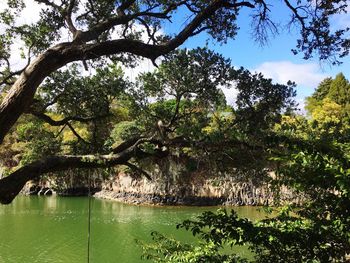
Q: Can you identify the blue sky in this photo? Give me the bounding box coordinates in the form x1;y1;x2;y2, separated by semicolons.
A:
162;3;350;107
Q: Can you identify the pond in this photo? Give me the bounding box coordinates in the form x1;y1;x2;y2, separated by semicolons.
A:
0;196;265;263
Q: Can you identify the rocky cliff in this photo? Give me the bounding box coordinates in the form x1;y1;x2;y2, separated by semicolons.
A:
21;156;301;206
94;157;301;206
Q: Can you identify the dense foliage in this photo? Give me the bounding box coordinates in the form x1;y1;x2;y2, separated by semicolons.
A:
140;75;350;262
0;0;349;203
306;73;350;129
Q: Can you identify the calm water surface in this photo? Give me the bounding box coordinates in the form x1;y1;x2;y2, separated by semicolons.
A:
0;196;265;263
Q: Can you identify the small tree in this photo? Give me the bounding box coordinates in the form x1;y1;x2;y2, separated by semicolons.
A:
306;73;350;126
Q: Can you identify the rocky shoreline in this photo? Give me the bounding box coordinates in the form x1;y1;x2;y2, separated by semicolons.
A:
93;189;271;206
20;186;300;207
20;164;302;206
21;184;101;197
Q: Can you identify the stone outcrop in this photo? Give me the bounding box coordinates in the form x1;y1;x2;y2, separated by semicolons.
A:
20;156;302;206
94;157;302;206
21;182;55;196
58;187;101;196
95;174;297;206
21;173;102;197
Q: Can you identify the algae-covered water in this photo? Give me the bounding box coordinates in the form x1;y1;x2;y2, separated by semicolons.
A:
0;196;264;263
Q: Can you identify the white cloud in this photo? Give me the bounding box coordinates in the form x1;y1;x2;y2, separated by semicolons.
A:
0;0;43;25
253;61;327;88
221;84;238;106
19;1;43;25
122;58;158;82
295;98;307;115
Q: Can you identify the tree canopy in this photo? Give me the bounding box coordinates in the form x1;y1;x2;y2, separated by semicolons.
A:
0;0;349;202
306;73;350;128
0;0;349;145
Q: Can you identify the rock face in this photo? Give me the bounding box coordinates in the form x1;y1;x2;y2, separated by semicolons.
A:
58;187;101;196
22;182;55;196
96;175;276;206
21;174;102;197
21;157;301;206
95;157;302;206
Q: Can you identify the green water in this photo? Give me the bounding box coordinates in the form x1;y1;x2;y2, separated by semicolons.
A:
0;196;264;263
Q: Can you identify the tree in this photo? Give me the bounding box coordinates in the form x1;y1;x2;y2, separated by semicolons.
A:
314;77;333;101
0;47;295;204
306;73;350;127
328;73;350;106
129;48;295;175
0;63;131;199
0;0;349;203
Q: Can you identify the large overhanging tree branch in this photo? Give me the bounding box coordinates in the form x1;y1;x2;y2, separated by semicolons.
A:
0;0;256;144
0;133;162;204
0;0;349;144
0;153;131;204
0;132;269;205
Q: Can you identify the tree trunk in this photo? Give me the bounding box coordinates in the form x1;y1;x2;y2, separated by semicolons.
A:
0;43;73;143
0;40;168;144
